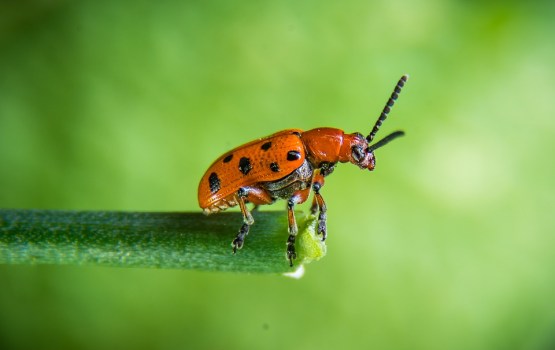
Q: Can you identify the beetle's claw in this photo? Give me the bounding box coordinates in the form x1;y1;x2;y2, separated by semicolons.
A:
318;223;326;235
318;222;327;241
232;239;243;254
287;249;297;267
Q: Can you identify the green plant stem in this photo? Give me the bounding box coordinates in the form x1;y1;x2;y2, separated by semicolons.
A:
0;209;325;274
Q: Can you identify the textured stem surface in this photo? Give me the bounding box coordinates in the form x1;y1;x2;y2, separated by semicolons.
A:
0;209;325;274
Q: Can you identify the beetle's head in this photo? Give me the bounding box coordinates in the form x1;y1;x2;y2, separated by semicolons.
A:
346;131;404;171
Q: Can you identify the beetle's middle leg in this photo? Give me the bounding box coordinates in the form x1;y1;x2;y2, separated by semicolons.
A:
286;188;311;266
310;173;327;241
232;187;274;253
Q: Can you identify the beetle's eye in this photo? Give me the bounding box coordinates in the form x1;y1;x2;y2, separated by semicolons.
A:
351;146;365;162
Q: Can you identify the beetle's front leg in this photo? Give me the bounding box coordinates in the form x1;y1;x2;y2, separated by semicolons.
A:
310;173;328;241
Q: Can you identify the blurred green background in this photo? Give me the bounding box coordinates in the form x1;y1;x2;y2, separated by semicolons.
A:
1;0;554;349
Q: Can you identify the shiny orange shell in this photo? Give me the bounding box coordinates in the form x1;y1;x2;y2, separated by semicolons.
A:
198;129;306;209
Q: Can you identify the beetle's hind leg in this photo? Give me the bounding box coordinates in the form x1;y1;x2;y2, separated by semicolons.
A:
232;188;254;253
231;187;274;254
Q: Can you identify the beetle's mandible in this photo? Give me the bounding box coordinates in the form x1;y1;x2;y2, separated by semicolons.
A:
198;75;409;266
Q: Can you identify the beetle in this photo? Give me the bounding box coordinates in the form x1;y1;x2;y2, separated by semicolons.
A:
198;75;408;266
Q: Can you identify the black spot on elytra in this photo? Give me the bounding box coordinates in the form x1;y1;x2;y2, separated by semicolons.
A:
287;150;301;161
291;131;301;136
239;157;252;175
208;172;221;194
261;142;272;151
223;154;233;163
270;162;280;172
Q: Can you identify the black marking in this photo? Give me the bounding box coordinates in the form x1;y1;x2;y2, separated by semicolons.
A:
208;172;221;194
239;157;252;175
291;131;301;136
223;154;233;163
261;142;272;151
270;162;280;172
287;150;301;161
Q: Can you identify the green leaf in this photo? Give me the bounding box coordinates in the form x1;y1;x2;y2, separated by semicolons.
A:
0;209;326;275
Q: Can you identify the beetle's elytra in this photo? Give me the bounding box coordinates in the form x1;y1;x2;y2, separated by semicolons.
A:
198;75;409;266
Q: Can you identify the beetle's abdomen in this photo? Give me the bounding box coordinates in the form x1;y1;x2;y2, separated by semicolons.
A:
201;195;238;214
198;129;306;209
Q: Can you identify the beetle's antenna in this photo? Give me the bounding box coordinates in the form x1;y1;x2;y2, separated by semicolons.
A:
367;130;405;153
367;74;409;143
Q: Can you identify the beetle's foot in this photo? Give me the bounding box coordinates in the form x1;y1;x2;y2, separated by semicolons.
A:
287;235;297;267
232;223;249;254
317;212;327;241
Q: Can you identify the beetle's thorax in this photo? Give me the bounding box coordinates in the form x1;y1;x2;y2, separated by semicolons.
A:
300;128;344;165
301;128;375;171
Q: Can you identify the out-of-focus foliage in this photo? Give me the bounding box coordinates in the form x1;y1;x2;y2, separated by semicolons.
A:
1;1;554;349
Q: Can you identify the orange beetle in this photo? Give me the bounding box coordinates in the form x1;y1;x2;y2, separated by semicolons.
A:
198;75;409;266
